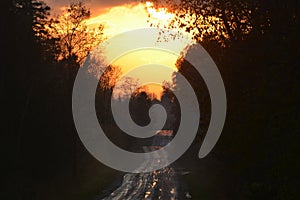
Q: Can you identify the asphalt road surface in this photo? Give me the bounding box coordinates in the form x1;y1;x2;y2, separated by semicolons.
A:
98;134;192;200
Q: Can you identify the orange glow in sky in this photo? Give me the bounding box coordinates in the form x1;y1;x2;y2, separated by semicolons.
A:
44;1;230;97
85;2;192;97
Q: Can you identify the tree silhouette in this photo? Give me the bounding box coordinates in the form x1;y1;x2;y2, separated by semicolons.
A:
45;2;104;64
3;0;299;199
149;0;269;46
113;77;140;100
130;91;152;126
32;0;51;40
162;80;174;90
99;65;122;91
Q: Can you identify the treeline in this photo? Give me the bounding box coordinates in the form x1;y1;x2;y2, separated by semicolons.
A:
2;0;299;199
2;2;176;199
2;1;117;199
171;0;299;199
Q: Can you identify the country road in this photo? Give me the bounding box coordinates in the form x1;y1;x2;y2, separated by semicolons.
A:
97;131;192;200
99;163;191;200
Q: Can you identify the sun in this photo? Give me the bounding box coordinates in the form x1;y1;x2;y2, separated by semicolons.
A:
85;2;192;98
145;1;174;21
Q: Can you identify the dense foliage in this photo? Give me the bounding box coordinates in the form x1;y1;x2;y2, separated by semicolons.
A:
2;0;299;199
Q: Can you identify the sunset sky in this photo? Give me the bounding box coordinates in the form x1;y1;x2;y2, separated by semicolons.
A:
45;0;192;97
45;0;139;15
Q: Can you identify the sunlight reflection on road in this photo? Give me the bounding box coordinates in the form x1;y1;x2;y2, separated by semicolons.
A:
101;160;178;199
99;135;190;200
